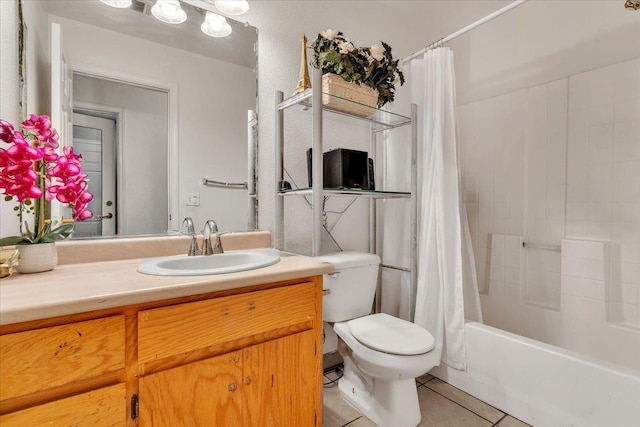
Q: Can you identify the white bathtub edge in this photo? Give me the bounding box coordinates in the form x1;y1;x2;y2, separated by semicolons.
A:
430;322;640;427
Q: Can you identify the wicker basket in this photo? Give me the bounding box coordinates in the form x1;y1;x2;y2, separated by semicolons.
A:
321;73;379;118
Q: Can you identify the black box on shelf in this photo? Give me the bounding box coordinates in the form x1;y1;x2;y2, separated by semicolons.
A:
307;148;374;190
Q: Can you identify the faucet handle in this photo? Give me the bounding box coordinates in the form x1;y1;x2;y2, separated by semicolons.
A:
182;217;196;235
212;232;225;255
183;217;200;256
203;220;224;255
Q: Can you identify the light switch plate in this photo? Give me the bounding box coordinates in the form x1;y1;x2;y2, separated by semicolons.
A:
187;193;200;206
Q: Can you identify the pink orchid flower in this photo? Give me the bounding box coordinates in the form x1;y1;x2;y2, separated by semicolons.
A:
0;131;45;202
0;120;18;143
48;155;82;179
21;114;59;149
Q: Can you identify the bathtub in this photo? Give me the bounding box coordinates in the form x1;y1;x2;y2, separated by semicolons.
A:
431;322;640;427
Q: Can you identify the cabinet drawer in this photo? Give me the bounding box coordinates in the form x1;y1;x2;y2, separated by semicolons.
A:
0;383;125;426
0;316;125;401
138;282;317;364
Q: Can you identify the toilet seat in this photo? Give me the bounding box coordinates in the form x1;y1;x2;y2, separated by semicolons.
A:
347;313;435;356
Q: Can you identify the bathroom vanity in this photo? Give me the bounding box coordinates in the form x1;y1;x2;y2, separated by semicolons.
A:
0;234;331;426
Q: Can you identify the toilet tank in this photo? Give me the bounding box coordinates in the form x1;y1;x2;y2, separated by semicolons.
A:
315;252;380;322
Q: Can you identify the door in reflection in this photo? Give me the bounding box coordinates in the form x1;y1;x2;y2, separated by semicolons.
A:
72;112;116;237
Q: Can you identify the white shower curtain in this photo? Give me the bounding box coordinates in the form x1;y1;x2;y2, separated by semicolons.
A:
409;48;482;370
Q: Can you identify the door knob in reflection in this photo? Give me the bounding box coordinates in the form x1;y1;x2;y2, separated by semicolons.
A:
100;213;114;219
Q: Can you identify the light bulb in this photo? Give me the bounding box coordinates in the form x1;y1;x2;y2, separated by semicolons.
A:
151;0;187;24
201;12;232;37
214;0;249;16
99;0;132;8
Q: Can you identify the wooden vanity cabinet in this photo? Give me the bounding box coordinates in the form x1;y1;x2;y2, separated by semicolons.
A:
137;280;322;426
0;316;127;426
0;384;126;426
0;276;323;426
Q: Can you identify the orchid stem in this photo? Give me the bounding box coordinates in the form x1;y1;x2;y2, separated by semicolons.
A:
33;158;46;241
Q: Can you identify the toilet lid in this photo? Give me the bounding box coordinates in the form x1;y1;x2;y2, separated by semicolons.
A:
347;313;435;356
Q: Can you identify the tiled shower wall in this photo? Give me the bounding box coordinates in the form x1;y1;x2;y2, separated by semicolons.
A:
460;78;567;310
459;58;640;370
565;59;640;327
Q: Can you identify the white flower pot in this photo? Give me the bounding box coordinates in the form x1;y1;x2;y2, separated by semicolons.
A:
16;242;58;274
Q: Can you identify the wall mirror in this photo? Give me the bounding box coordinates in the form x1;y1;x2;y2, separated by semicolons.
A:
20;0;258;239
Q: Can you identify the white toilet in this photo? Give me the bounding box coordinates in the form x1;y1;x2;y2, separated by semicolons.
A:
318;252;438;427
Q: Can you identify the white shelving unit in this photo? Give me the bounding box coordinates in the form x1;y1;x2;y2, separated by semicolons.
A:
275;66;419;318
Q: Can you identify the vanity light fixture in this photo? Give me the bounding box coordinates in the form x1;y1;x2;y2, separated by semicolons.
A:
201;11;232;37
151;0;187;24
99;0;132;7
214;0;249;16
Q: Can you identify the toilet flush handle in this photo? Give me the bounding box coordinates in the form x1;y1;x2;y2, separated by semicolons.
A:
323;272;340;295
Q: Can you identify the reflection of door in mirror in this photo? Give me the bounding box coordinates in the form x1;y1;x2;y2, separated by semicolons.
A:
72;113;116;238
73;75;169;237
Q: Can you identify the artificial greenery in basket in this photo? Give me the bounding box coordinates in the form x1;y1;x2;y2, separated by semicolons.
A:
310;29;405;108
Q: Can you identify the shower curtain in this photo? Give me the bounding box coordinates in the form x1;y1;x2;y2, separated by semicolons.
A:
409;48;482;370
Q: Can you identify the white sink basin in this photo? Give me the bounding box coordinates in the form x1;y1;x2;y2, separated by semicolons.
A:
137;249;280;276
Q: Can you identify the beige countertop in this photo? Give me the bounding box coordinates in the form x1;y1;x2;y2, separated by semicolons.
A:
0;232;333;326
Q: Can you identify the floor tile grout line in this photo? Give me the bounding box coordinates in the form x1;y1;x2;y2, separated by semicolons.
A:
424;382;505;425
427;378;506;416
341;416;363;427
416;376;436;386
492;413;508;426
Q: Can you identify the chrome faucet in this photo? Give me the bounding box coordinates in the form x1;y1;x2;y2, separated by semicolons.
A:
203;220;224;255
182;217;200;256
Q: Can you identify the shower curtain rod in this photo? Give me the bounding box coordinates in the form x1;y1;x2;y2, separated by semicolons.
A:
402;0;529;63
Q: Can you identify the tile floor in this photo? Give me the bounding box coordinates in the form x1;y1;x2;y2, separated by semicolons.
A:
322;370;533;427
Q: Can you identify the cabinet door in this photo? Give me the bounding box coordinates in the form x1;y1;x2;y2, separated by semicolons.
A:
0;316;125;401
0;383;125;427
139;350;243;427
243;331;321;427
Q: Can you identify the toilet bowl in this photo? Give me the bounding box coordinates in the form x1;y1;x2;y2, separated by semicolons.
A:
317;252;438;427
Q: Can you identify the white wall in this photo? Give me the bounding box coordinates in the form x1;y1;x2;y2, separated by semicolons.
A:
74;75;169;236
452;0;640;105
